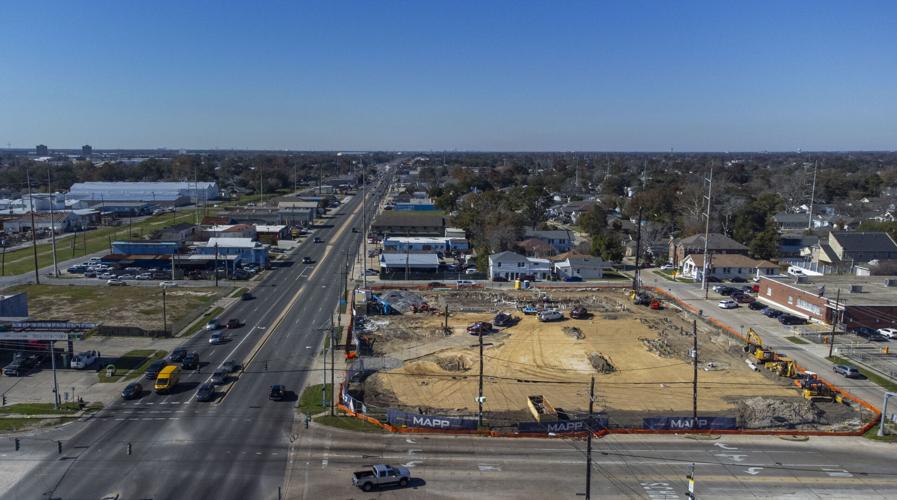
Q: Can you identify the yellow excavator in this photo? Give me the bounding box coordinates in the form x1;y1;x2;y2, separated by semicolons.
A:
743;329;775;362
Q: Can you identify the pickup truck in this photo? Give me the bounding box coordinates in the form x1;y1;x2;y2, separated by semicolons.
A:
352;464;411;491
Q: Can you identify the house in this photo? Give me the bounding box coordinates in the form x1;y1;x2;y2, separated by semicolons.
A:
778;233;819;258
523;228;574;254
757;275;897;329
157;223;200;243
773;212;811;231
378;253;440;276
488;251;551;281
668;233;748;266
679;253;778;281
550;200;598;224
553;256;608;280
371;212;445;237
811;232;897;272
196;237;268;267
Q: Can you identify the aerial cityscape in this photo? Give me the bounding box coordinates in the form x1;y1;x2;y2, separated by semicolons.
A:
1;2;897;499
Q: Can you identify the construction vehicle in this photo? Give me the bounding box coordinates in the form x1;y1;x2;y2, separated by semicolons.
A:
742;328;775;362
527;395;570;423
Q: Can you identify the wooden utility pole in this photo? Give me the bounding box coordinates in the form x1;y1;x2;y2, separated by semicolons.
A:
478;331;485;427
586;375;595;500
692;320;698;425
828;289;841;358
26;167;40;284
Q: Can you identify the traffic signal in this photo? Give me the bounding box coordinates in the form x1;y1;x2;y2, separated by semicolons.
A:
57;441;62;454
14;438;20;451
127;442;132;455
2;394;6;406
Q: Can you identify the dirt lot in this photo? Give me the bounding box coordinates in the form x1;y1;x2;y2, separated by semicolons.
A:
357;288;869;430
6;284;229;331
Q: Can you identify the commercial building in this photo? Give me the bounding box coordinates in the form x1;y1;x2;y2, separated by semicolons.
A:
382;236;469;254
0;293;28;319
67;181;219;204
204;224;257;240
371;212;445;237
196;238;268;267
378;253;440;276
757;275;897;331
255;225;289;244
91;201;154;216
2;212;77;233
112;241;181;255
35;144;49;156
81;145;93;157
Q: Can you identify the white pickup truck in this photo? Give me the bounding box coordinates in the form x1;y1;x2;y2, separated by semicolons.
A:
352;464;411;491
71;350;99;369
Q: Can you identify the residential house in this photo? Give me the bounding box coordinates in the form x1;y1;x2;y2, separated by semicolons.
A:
679;253;778;281
488;251;551;281
773;212;811;231
553;256;608;280
778;233;819;258
810;232;897;272
668;233;748;267
523;228;574;254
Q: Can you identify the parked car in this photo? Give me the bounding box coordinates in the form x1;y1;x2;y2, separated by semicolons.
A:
833;365;861;379
118;274;135;280
761;307;784;318
159;281;177;288
365;268;378;276
466;322;493;335
352;464;411;492
3;353;40;377
145;359;169;380
732;294;755;304
729;276;747;283
98;272;115;280
209;331;224;345
121;382;143;400
106;278;126;286
660;263;675;271
464;268;478;275
563;276;583;282
748;301;767;311
778;314;806;325
491;276;508;282
538;310;564;322
877;327;897;339
705;276;721;283
135;273;152;280
313;237;323;243
718;299;738;309
210;368;228;385
269;384;286;401
205;319;220;331
522;305;540;315
494;312;517;327
426;281;446;289
455;280;476;288
182;352;200;370
570;306;589;319
195;382;216;402
854;327;887;341
71;350;99;369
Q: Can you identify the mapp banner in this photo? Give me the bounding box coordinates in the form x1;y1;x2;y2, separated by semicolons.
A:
386;409;478;430
517;417;608;434
642;417;737;430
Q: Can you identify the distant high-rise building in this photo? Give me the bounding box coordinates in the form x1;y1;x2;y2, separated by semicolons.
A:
82;144;93;156
35;144;49;156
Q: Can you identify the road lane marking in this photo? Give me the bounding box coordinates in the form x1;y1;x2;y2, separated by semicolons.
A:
745;467;764;475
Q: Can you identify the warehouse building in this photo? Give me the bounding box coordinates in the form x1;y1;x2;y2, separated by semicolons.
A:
67;181;219;204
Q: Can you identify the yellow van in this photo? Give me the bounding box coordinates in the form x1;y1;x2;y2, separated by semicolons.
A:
154;365;180;393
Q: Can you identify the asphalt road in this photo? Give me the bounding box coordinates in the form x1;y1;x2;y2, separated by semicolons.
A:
1;175;388;500
290;424;897;499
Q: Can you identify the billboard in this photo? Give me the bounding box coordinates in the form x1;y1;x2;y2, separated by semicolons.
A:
642;417;737;430
517;416;608;434
387;409;478;430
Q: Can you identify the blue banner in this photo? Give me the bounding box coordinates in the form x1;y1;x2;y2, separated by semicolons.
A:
386;409;478;430
642;417;737;430
517;416;608;434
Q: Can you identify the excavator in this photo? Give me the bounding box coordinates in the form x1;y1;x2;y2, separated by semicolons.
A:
743;329;775;363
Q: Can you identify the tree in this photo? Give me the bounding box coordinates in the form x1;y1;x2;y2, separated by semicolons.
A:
591;232;624;262
577;204;608;237
749;226;779;260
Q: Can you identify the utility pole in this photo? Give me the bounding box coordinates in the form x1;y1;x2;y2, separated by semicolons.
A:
701;167;714;299
162;287;168;334
692;320;698;426
477;331;485;427
828;288;841;358
214;243;219;287
47;165;59;277
632;206;643;293
49;341;59;409
807;160;818;231
362;161;368;288
26;167;40;284
686;463;696;499
585;375;595;500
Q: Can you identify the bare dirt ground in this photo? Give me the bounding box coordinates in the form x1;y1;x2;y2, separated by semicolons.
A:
359;288;869;429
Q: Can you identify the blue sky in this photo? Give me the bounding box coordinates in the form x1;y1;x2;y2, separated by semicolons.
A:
1;1;895;151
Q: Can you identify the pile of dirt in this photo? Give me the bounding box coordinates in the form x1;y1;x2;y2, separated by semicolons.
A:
563;326;585;339
379;290;425;314
640;336;676;358
435;352;474;372
738;397;824;429
588;352;615;373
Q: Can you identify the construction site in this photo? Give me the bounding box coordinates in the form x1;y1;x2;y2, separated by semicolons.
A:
347;287;875;432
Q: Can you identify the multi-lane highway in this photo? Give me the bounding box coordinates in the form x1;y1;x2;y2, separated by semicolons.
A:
1;173;386;500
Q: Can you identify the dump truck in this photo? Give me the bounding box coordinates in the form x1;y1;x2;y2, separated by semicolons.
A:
352;464;411;492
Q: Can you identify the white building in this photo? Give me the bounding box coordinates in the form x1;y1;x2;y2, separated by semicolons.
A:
488;251;551;281
680;254;778;281
67;181;219;203
553;256;609;280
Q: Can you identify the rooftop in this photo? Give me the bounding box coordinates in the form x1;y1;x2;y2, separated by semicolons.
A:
379;253;441;266
676;232;748;251
684;253;777;268
830;232;897;253
372;212;445;228
206;237;261;249
761;275;897;306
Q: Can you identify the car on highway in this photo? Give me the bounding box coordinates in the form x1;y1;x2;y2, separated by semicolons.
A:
718;299;738;309
877;327;897;339
153;365;181;393
71;350;99;369
121;382;143;400
205;319;220;331
209;331;224;345
833;365;861;379
313;237;323;243
778;314;806;325
159;281;177;288
761;307;784;318
538;310;564;322
168;348;188;363
195;382;216;402
226;318;242;329
145;359;169;380
748;301;767;311
269;384;286;401
466;321;493;335
223;359;242;372
210;368;228;385
182;352;200;370
352;464;411;492
302;256;314;264
106;278;126;286
241;292;254;301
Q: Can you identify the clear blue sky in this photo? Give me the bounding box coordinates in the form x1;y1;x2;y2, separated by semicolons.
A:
1;1;895;151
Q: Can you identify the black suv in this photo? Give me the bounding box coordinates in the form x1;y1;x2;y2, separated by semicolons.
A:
145;359;169;380
196;382;216;402
182;352;200;370
269;384;286;401
3;352;40;377
168;348;188;363
778;314;806;325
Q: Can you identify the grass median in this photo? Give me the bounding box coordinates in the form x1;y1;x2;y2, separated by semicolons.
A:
314;414;385;432
0;417;78;433
785;336;809;344
98;349;167;383
298;384;331;415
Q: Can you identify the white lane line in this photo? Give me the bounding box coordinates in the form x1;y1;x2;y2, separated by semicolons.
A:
189;325;260;402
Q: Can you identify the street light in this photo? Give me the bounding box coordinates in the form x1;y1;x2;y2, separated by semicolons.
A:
878;391;897;437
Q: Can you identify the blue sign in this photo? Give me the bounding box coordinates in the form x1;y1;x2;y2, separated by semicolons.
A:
387;409;478;430
642;417;737;430
517;416;608;434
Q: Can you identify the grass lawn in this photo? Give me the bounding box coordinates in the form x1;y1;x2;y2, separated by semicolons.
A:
98;349;167;383
785;336;809;344
315;414;385;433
180;306;223;337
601;270;629;280
0;417;77;433
828;355;897;393
0;402;81;415
7;284;228;331
0;211;197;277
298;384;331;415
864;423;897;442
